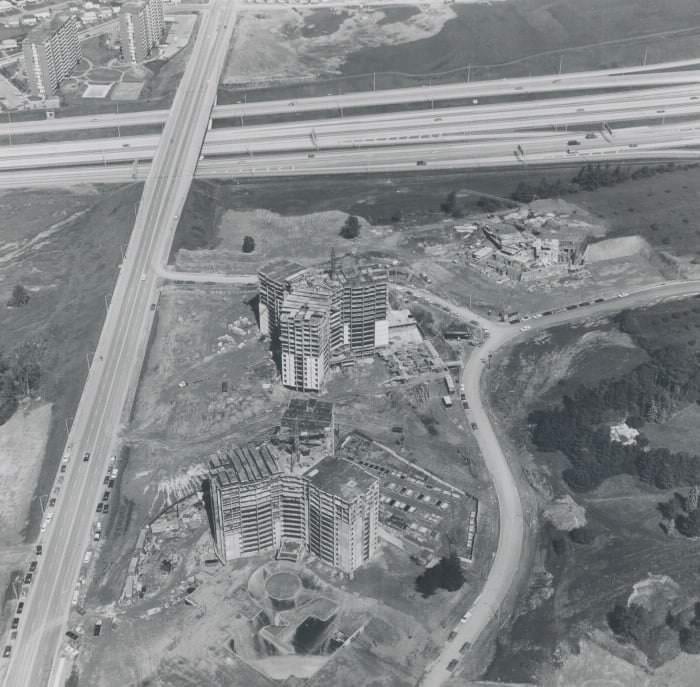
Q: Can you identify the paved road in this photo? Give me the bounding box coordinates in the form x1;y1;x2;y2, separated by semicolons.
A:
0;2;237;686
3;61;700;136
3;82;700;171
419;279;700;685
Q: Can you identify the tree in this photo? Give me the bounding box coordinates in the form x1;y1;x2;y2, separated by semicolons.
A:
569;526;596;545
8;284;30;308
242;236;255;253
415;552;465;597
340;215;360;239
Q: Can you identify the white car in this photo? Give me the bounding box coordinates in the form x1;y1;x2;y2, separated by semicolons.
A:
520;325;531;332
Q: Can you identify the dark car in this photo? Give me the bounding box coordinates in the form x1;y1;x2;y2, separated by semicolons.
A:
448;630;457;641
60;464;67;473
471;422;478;431
83;451;90;462
3;646;11;658
460;641;472;653
102;491;110;502
416;160;427;166
567;139;580;146
594;297;605;303
16;602;24;615
96;503;103;513
11;618;19;630
93;621;102;637
103;476;110;485
65;630;79;641
28;561;37;573
35;545;42;556
49;497;56;507
447;659;459;672
108;479;115;489
23;573;32;585
103;504;110;515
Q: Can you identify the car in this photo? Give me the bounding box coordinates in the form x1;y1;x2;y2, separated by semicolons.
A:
49;498;56;507
35;545;42;556
29;561;37;573
140;273;146;282
594;297;605;303
448;630;457;641
24;573;32;585
96;503;103;513
462;400;469;409
307;153;315;158
60;464;67;473
3;646;11;658
520;325;531;332
567;139;580;146
65;630;79;641
16;602;24;615
460;641;472;653
83;451;90;463
471;422;478;431
617;291;628;298
629;143;638;148
11;618;19;630
416;160;427;166
447;659;459;672
103;504;110;515
103;476;110;485
108;479;115;489
150;303;156;311
585;132;597;139
93;621;102;637
102;491;110;502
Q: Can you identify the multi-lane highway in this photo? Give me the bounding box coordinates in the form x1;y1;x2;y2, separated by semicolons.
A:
4;61;700;138
0;1;237;686
3;83;700;172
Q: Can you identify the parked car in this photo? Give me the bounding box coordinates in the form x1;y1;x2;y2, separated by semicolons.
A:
65;630;79;641
35;545;42;556
11;618;19;630
3;646;11;658
83;452;90;463
447;659;459;671
16;602;24;615
470;422;478;431
96;503;103;513
23;573;32;585
448;630;457;641
28;561;37;573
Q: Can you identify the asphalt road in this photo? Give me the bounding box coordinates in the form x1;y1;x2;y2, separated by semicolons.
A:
419;279;700;685
3;82;700;171
0;2;237;686
3;61;700;137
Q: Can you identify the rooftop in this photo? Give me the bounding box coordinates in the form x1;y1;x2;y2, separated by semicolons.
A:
304;456;377;502
281;293;330;322
208;443;281;489
281;398;334;433
25;13;72;43
259;259;307;284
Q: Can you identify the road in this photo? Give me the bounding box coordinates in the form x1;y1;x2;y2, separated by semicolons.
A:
3;61;700;137
0;2;237;686
419;279;700;684
3;82;700;171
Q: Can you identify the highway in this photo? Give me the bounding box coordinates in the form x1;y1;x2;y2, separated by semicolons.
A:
0;1;238;686
418;280;700;685
3;83;700;172
4;63;700;138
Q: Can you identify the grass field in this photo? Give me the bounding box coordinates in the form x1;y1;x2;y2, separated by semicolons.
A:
486;298;700;682
0;184;140;545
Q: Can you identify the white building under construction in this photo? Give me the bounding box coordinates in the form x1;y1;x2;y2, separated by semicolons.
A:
257;255;389;392
206;440;378;574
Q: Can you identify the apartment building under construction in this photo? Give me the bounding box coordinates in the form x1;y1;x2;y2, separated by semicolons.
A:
207;443;378;574
258;255;389;392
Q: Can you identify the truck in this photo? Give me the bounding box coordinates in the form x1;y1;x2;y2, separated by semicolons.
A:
442;395;453;408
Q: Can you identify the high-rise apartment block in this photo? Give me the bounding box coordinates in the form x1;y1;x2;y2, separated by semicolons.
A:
305;456;379;573
258;256;389;392
207;445;378;574
23;14;80;98
119;0;164;64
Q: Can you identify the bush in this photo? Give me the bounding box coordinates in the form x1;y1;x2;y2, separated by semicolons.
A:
340;215;360;239
569;526;596;545
242;236;255;253
8;284;30;308
415;552;465;597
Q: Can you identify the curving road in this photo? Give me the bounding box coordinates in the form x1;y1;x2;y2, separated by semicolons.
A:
420;279;700;684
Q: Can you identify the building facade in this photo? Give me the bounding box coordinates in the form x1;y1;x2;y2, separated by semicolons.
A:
207;447;378;574
258;257;389;392
23;14;80;98
119;0;164;64
279;294;331;393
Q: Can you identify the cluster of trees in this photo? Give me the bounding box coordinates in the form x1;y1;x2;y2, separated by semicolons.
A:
415;552;465;597
340;215;360;239
510;162;699;202
0;341;44;425
529;340;700;491
609;601;700;661
440;191;464;218
7;284;30;308
241;236;255;253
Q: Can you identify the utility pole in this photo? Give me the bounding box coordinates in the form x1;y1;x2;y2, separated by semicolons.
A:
372;72;376;91
642;47;648;66
466;64;471;83
558;55;564;75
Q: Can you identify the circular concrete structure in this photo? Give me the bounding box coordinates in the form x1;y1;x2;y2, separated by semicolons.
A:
266;571;302;601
